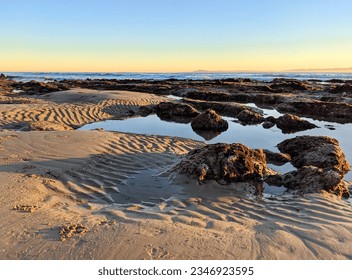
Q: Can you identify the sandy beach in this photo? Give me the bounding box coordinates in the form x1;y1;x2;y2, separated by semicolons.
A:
1;77;352;260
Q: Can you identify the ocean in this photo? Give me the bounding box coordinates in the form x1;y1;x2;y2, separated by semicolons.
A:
3;71;352;82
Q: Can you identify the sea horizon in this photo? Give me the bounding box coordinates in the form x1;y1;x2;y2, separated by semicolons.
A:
3;71;352;83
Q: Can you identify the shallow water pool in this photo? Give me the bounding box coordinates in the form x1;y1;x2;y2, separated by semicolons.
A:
79;108;352;181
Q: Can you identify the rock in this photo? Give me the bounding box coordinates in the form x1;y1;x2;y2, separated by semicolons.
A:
262;121;275;129
277;136;350;174
275;113;317;133
264;174;283;186
185;91;231;102
236;109;264;124
282;166;349;198
276;101;352;122
138;105;155;117
173;143;267;183
156;102;199;118
184;98;250;118
263;149;291;165
330;83;352;94
271;78;310;91
18;80;69;94
265;116;277;123
191;109;228;131
0;73;7;80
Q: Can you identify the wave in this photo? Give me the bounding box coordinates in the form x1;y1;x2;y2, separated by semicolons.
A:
3;71;352;82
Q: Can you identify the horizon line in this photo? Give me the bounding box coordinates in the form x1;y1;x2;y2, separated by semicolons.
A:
2;68;352;74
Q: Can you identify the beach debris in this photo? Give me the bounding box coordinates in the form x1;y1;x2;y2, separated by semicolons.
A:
173;143;267;183
236;109;264;125
59;224;88;241
191;109;228;131
12;205;39;213
98;220;116;226
275;113;317;133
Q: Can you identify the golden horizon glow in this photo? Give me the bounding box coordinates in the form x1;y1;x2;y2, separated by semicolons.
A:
1;0;352;73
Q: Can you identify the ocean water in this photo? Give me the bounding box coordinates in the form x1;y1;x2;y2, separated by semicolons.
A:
3;71;352;82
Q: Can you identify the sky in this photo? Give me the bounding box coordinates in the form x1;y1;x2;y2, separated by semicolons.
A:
1;0;352;72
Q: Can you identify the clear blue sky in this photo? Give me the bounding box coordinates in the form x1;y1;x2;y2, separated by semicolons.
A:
1;0;352;72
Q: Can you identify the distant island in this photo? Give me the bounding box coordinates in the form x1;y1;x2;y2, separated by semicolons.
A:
286;67;352;72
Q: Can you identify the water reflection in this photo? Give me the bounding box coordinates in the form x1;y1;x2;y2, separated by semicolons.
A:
80;110;352;181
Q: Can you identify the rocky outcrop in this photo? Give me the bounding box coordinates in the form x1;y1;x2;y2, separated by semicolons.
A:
263;149;291;165
17;81;70;94
277;136;350;198
271;78;310;91
0;73;7;80
275;113;317;133
277;136;350;174
282;166;349;198
183;98;251;118
156;102;199;118
191;109;228;131
236;109;264;124
262;121;275;129
330;83;352;94
173;143;267;184
138;105;155;117
277;101;352;122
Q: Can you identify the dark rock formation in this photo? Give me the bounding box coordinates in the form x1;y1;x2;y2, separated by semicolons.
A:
275;113;317;133
191;109;228;131
271;78;310;91
264;174;283;186
263;149;291;165
138;105;155;117
277;136;350;174
236;109;264;124
17;81;70;94
0;73;7;80
156;102;199;118
282;166;349;198
262;121;275;129
277;101;352;122
185;91;231;102
173;143;267;183
330;83;352;94
183;98;249;118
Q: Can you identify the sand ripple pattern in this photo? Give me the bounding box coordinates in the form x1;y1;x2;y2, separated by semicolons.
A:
0;92;164;129
1;130;352;259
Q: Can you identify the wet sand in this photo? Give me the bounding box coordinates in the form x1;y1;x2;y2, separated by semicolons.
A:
1;80;352;259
